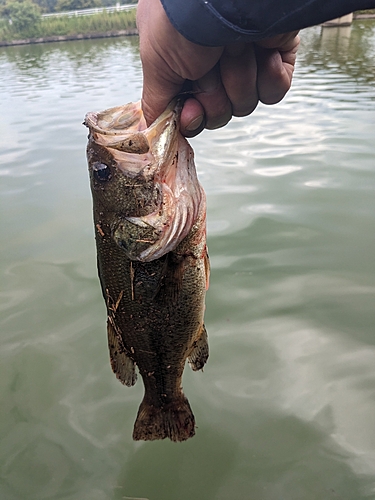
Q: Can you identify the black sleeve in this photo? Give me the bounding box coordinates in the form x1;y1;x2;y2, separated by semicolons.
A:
161;0;375;46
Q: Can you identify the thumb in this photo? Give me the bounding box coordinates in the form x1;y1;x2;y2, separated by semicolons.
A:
137;0;223;129
140;51;185;127
137;0;185;126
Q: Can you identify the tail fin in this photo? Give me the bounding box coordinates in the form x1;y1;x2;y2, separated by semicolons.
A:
132;395;195;442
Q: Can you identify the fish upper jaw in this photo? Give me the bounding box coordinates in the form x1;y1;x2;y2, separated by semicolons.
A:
84;101;147;136
85;100;179;179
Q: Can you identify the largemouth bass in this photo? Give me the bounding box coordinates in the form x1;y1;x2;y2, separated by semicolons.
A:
84;101;209;442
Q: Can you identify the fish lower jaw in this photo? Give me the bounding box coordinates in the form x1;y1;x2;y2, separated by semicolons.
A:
123;185;202;262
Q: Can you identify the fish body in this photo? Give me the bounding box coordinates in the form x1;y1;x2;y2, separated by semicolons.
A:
84;101;209;442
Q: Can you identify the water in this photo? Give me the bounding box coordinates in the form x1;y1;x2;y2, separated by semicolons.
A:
1;23;375;500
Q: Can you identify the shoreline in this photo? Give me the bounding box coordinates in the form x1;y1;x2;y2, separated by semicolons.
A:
1;13;375;47
0;28;138;47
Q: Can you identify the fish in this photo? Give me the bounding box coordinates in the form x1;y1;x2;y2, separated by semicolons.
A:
84;100;209;442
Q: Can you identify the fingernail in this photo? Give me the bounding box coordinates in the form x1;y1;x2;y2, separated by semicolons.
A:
185;115;204;132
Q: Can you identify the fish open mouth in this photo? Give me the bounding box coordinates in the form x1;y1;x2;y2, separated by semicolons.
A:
85;101;205;262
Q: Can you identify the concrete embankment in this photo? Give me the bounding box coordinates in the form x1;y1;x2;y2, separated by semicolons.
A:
0;28;138;47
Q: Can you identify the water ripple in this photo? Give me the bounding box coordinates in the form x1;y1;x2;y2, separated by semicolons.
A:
1;24;375;499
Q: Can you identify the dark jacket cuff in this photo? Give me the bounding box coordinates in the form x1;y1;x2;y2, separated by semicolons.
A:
161;0;375;46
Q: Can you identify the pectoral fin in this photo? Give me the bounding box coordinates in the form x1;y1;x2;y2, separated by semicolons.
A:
188;324;209;371
107;320;137;387
153;253;185;304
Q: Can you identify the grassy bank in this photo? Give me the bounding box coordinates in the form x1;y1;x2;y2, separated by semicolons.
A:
355;9;375;14
0;8;136;42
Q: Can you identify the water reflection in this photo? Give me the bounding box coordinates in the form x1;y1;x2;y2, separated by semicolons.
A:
299;21;375;83
118;428;238;500
0;35;140;82
1;21;374;87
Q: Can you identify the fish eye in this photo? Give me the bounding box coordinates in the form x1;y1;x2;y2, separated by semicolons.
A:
92;162;111;182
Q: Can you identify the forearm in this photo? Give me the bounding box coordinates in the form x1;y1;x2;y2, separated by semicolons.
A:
161;0;375;46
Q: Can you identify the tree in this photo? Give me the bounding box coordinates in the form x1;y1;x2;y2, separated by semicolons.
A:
1;0;41;32
33;0;58;13
55;0;101;11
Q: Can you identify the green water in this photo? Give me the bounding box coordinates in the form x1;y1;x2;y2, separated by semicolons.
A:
1;23;375;500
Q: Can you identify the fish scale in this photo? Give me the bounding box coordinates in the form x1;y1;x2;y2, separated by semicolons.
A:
85;100;209;442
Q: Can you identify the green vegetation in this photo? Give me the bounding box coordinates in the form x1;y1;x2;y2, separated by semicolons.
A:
0;1;136;42
55;0;101;12
1;0;41;37
356;9;375;14
0;0;136;13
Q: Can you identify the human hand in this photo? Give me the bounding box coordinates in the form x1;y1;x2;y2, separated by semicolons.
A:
137;0;300;137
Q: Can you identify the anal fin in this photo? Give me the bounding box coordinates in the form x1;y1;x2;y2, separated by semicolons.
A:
188;324;209;371
107;319;137;387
